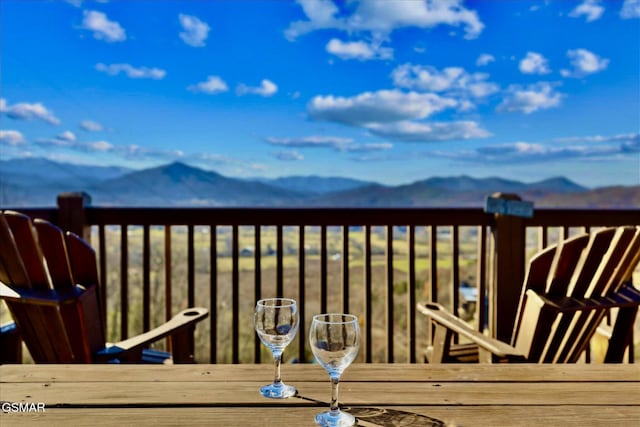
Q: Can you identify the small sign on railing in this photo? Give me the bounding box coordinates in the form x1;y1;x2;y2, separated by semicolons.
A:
484;196;534;218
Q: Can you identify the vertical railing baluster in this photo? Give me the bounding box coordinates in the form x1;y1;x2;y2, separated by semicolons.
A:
187;225;195;308
477;225;487;333
164;226;173;354
232;225;240;364
254;225;262;363
98;225;107;331
164;226;172;322
320;225;328;313
298;226;306;362
120;224;128;340
429;226;438;302
277;225;283;297
428;225;438;346
210;225;218;363
452;225;460;318
342;225;350;313
386;225;394;362
142;224;150;332
364;224;372;363
451;226;460;345
408;224;416;363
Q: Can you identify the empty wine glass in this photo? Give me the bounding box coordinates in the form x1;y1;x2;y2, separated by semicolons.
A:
254;298;299;398
309;313;361;427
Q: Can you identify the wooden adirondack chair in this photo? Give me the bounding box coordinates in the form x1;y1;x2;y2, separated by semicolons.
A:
0;210;208;363
418;226;640;363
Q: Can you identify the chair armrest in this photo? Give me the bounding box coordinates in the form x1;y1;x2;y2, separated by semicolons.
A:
98;308;209;361
417;302;523;359
0;282;84;306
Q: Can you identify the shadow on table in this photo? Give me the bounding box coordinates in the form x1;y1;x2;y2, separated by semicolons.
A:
346;407;446;427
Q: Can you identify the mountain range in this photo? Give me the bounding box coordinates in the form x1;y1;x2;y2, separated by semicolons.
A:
1;158;638;208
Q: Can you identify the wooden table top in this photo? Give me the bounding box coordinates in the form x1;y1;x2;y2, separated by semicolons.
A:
1;363;639;426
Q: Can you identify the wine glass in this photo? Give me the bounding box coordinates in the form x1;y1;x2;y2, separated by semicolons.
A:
254;298;299;398
309;313;361;427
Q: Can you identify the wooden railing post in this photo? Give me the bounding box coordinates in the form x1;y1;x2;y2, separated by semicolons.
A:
57;192;91;242
488;193;527;344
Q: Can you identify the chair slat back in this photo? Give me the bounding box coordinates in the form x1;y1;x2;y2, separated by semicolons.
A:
612;227;640;291
544;233;590;296
0;213;31;288
33;219;75;292
543;227;623;362
65;232;100;287
584;227;636;298
566;228;616;298
2;211;52;291
513;226;640;362
559;226;640;362
0;211;105;363
511;244;557;346
65;232;106;355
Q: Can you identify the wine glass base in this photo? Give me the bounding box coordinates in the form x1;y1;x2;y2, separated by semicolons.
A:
314;410;356;426
259;382;297;399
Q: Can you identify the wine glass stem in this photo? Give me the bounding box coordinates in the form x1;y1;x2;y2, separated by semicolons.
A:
273;353;282;385
330;375;340;415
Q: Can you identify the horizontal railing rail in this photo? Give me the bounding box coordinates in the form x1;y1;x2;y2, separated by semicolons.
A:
1;193;638;364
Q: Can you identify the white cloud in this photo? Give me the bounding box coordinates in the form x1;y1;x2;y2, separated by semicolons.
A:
519;52;551;74
95;63;166;79
80;120;103;131
326;38;393;61
426;133;639;165
57;130;77;142
560;48;609;77
391;64;499;98
473;140;630;163
266;135;391;152
308;90;458;125
35;137;73;147
569;0;605;22
286;0;484;40
35;136;114;152
237;79;278;97
178;14;210;47
621;0;640;18
66;0;110;6
274;150;304;161
187;76;229;94
285;0;343;40
0;98;60;125
81;10;126;42
476;53;495;66
119;144;184;160
366;120;491;142
392;65;464;92
555;133;639;145
341;142;393;153
267;135;353;148
497;82;564;114
0;130;26;146
85;140;113;152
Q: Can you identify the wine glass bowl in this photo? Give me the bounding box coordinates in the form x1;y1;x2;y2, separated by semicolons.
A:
254;298;299;399
309;313;360;427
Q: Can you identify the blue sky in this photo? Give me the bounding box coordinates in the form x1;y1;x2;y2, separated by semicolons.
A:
1;0;639;188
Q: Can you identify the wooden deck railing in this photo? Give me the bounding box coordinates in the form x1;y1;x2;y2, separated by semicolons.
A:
2;192;639;363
